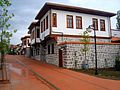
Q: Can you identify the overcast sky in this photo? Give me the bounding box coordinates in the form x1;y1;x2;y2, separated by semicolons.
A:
9;0;120;44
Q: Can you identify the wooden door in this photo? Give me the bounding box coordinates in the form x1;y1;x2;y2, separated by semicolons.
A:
59;49;63;67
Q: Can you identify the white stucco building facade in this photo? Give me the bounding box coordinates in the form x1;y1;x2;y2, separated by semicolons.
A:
28;2;120;69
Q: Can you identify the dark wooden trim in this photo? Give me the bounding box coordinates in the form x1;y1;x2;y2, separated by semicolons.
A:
35;3;116;20
46;15;48;29
59;49;63;67
41;21;43;33
44;19;45;31
57;41;120;46
66;15;74;28
21;35;30;40
50;34;111;39
49;9;52;35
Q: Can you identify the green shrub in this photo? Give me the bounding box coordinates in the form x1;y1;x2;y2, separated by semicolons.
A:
115;56;120;71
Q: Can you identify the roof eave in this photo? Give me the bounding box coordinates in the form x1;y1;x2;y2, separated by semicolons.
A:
35;2;116;20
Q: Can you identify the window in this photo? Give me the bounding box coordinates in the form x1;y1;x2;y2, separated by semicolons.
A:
92;18;98;30
100;19;105;31
52;13;57;27
51;44;54;54
37;29;40;38
41;21;43;33
44;19;45;31
67;15;73;28
48;45;50;54
76;16;82;29
46;16;48;29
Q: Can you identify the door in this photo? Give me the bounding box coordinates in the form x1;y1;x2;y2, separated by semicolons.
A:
59;49;63;67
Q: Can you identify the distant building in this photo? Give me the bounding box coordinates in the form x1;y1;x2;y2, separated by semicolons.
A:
9;44;18;55
111;29;120;43
28;21;41;60
21;35;30;57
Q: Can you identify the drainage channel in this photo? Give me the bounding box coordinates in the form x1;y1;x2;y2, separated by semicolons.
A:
15;59;60;90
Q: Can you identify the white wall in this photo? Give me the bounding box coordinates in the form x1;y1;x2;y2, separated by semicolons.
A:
51;9;111;37
40;10;51;41
31;26;40;44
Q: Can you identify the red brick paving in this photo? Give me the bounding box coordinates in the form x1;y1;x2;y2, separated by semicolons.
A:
5;55;120;90
0;55;52;90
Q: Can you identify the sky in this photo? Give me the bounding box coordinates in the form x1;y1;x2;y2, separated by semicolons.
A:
9;0;120;44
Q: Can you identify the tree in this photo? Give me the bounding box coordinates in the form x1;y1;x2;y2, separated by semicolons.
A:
0;0;16;81
81;30;90;69
116;10;120;30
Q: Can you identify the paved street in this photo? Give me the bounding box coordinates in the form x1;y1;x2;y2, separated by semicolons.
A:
3;55;120;90
0;55;53;90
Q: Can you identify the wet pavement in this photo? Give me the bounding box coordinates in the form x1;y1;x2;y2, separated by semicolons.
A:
0;56;53;90
2;55;120;90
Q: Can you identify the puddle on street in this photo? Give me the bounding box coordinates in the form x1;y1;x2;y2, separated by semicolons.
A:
9;63;32;78
0;61;52;90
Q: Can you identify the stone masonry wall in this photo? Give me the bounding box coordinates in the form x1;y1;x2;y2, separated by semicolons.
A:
61;44;120;69
31;36;120;69
45;40;59;66
57;37;111;44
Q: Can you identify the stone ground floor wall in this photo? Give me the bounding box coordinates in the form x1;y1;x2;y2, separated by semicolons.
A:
31;45;45;61
45;40;59;66
61;44;120;69
57;37;111;44
30;36;120;69
25;47;30;57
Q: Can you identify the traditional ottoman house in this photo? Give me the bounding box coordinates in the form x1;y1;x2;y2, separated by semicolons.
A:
21;35;30;57
28;21;41;60
31;2;120;69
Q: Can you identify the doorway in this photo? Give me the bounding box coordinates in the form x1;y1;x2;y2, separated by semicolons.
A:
59;49;63;67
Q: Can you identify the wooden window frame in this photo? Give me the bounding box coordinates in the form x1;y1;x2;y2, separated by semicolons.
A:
52;13;57;27
43;19;45;31
67;15;73;28
100;19;105;31
76;16;82;29
92;18;98;30
46;16;48;29
41;21;43;33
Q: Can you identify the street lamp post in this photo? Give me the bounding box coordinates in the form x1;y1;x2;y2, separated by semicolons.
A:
86;25;98;75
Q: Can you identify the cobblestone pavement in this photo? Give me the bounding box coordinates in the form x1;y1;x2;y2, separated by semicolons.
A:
0;55;54;90
4;55;120;90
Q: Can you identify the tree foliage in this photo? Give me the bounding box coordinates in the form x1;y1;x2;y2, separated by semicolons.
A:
81;31;90;52
116;10;120;29
0;0;16;55
81;30;90;67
